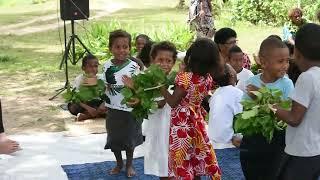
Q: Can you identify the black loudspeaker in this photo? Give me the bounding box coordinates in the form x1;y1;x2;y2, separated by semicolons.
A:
60;0;89;20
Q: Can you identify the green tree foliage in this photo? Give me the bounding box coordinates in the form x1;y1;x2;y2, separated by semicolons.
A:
75;21;194;63
233;0;320;26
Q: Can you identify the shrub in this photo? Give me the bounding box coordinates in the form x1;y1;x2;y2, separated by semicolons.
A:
75;20;194;62
211;0;231;17
233;0;320;26
303;0;320;21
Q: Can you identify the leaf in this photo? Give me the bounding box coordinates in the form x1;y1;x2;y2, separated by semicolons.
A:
272;89;283;98
279;100;292;110
251;91;262;100
120;64;172;121
242;109;258;119
234;86;292;142
121;88;133;98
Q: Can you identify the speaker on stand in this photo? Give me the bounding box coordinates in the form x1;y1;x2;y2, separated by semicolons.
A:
49;0;91;100
60;0;89;20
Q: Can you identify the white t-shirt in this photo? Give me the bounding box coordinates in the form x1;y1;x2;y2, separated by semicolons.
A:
285;66;320;157
208;85;243;149
72;74;104;90
236;68;254;92
102;59;140;112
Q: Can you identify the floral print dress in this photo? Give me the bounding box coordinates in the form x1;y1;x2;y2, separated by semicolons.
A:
168;72;221;180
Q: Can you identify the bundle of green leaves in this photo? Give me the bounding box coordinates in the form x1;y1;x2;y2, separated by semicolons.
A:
63;78;107;104
121;65;176;122
234;87;291;142
250;63;261;75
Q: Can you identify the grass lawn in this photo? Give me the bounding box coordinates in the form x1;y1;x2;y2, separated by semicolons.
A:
0;0;282;94
0;0;281;133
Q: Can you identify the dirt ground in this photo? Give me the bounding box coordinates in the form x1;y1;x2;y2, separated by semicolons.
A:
0;73;73;134
0;1;128;134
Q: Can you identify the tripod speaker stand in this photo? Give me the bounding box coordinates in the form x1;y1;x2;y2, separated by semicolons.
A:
49;20;91;100
49;0;90;100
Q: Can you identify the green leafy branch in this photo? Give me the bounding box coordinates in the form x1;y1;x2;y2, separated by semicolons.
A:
234;87;291;142
62;79;108;104
121;65;176;122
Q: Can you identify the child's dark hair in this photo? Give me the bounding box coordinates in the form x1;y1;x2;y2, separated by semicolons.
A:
228;45;243;58
184;38;220;76
295;23;320;61
267;35;282;41
214;64;232;87
108;29;131;49
135;34;151;43
137;41;155;67
259;37;288;58
82;54;97;68
214;28;237;44
284;41;294;56
150;41;178;62
284;39;300;84
288;61;301;85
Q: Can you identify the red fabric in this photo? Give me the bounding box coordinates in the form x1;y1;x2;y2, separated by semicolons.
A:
168;72;221;180
242;53;251;69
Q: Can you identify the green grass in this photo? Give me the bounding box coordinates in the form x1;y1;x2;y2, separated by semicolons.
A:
0;10;56;25
0;0;282;97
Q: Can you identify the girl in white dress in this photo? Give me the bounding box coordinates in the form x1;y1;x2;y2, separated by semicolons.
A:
143;41;177;179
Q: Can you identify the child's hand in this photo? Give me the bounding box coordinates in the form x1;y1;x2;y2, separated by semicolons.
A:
87;107;98;117
268;104;278;115
127;97;140;107
157;99;166;108
232;136;242;148
97;105;107;114
122;75;134;89
246;84;260;99
246;84;259;92
159;86;168;95
82;76;97;86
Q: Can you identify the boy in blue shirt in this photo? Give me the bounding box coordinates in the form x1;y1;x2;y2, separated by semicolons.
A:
240;37;294;180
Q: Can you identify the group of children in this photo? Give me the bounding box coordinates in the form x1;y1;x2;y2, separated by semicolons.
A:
66;23;320;179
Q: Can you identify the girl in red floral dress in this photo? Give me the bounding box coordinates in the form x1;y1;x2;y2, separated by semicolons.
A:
160;38;221;180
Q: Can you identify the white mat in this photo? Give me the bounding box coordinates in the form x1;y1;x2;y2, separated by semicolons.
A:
0;132;145;180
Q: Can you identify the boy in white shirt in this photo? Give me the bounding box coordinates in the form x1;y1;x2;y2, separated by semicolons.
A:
208;64;243;148
228;45;254;92
67;54;107;121
271;23;320;180
208;64;245;179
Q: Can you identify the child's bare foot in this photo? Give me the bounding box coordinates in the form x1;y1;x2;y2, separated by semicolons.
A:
0;139;20;154
75;113;90;121
109;165;123;175
126;165;136;178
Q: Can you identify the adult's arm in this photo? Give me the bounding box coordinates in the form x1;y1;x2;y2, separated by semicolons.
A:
283;25;295;45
